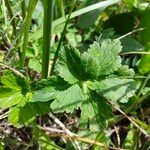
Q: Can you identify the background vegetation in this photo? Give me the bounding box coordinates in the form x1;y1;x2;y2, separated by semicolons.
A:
0;0;150;149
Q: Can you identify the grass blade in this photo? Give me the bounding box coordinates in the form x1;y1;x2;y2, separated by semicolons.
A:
19;0;38;68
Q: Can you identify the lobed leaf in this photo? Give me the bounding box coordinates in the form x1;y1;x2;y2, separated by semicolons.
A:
88;78;136;103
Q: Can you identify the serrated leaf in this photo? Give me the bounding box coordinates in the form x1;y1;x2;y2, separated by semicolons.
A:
83;39;122;77
51;84;82;112
79;91;113;140
0;71;29;108
88;78;136;103
32;87;59;102
0;90;23;108
57;39;122;82
32;76;70;102
1;71;22;90
115;65;135;76
56;64;78;84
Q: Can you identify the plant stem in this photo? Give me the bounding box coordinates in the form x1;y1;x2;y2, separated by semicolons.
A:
56;0;65;17
19;0;38;69
42;0;54;78
21;0;26;19
50;0;76;75
136;73;150;97
2;0;8;26
5;0;16;36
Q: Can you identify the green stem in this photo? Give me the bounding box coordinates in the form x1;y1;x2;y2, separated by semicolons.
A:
136;73;150;98
50;0;76;75
5;0;16;36
20;0;38;69
56;0;65;17
21;0;26;19
42;0;54;78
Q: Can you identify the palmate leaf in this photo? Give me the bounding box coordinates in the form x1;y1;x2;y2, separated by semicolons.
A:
56;39;122;82
31;38;136;134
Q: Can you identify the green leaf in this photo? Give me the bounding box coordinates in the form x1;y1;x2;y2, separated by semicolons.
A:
29;58;42;72
39;136;62;150
0;71;29;108
32;86;59;102
92;132;111;150
8;101;51;127
79;91;113;140
115;65;135;77
138;45;150;74
66;32;82;47
58;39;122;81
77;0;103;29
88;78;136;103
84;39;122;77
1;71;22;90
51;84;82;112
121;37;144;52
56;64;78;84
138;9;150;45
32;76;70;102
0;89;24;108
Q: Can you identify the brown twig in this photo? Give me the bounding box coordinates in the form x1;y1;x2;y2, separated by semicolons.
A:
0;62;25;78
46;133;126;150
49;112;81;150
109;100;150;139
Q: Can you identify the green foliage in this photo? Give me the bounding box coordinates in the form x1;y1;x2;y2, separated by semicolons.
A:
1;0;150;148
29;57;42;72
33;39;136;132
138;44;150;74
0;71;51;127
123;125;137;150
33;126;62;150
0;71;29;108
138;9;150;45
